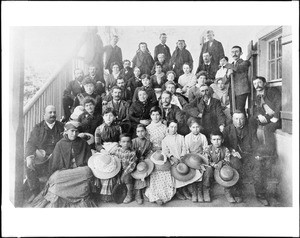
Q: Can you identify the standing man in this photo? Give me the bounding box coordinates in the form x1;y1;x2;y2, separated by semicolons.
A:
195;52;219;84
154;33;171;64
103;35;123;74
198;30;225;69
248;76;281;156
184;84;226;140
225;46;251;116
24;105;64;202
62;68;85;122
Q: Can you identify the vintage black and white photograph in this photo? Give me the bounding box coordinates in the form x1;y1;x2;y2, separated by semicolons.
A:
2;1;299;237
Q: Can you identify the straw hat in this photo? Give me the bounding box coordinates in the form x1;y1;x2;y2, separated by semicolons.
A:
182;153;208;170
34;149;49;165
88;153;121;179
150;151;171;171
70;106;84;121
131;159;154;180
214;165;239;187
171;162;196;182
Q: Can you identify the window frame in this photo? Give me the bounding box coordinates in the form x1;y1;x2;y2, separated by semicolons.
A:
267;35;282;82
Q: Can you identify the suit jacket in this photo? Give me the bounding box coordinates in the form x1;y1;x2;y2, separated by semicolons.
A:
103;44;123;70
120;67;134;83
225;59;251;96
25;120;64;158
159;102;189;135
102;100;130;122
253;87;282;120
195;62;219;80
154;43;171;63
199;39;225;68
78;111;103;135
184;97;226;131
223;123;259;155
128;100;156;126
63;80;85;100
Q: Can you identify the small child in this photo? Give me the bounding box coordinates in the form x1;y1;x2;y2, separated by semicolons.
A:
184;117;208;201
110;133;138;204
202;130;233;203
177;63;197;97
94;108;122;153
131;124;153;204
150;63;167;89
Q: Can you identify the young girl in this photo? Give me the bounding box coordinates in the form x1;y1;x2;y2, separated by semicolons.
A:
132;42;154;75
177;63;197;98
184;117;209;202
131;124;153;204
94;108;122;154
146;106;167;151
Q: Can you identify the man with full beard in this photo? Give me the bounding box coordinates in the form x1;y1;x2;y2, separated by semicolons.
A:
184;84;226;140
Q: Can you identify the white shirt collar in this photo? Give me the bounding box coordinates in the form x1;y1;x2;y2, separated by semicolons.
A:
45;121;56;129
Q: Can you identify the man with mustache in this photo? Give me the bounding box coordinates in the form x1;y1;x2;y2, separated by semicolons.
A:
195;52;219;85
248;76;281;156
225;46;251;116
62;68;85;122
102;86;131;134
24;105;64;202
184;84;226;140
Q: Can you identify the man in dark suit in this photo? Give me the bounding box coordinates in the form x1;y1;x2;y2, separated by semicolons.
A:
198;30;225;69
159;90;189;136
62;68;85;121
103;35;123;73
87;64;106;96
225;46;251;115
223;110;273;206
248;76;281;156
184;84;226;139
25;105;64;202
196;51;219;84
154;33;171;64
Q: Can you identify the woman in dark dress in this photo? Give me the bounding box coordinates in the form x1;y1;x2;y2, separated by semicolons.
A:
132;42;154;76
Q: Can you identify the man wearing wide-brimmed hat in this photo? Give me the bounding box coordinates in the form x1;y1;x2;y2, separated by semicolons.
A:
24;105;64;202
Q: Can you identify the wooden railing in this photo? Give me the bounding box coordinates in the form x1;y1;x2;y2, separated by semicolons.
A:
23;38;88;143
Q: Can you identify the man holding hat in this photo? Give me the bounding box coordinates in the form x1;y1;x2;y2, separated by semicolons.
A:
24;105;64;202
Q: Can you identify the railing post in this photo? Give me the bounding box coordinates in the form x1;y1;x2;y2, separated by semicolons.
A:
10;27;25;207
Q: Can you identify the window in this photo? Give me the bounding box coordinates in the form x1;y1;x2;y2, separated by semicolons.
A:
268;36;282;81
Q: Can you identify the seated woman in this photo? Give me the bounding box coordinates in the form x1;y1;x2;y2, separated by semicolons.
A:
177;63;197;98
150;62;167;89
105;62;121;93
128;88;156;136
31;121;96;208
94;107;122;154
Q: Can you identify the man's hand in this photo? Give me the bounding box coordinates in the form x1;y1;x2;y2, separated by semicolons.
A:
270;117;279;123
226;69;233;77
176;88;183;94
263;104;275;116
219;124;225;132
231;149;242;159
26;156;35;170
257;114;268;124
140;119;150;125
198;113;203;118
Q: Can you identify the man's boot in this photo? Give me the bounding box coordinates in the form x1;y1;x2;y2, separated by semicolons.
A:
135;189;143;205
123;184;133;204
197;182;204;203
175;188;186;200
182;186;192;200
224;187;236;203
203;186;211;202
142;188;149;202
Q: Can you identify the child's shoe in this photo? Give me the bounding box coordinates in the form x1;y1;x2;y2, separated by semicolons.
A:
203;186;211;202
135;189;143;205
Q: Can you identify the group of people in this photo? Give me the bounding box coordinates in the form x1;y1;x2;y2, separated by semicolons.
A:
24;30;282;207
